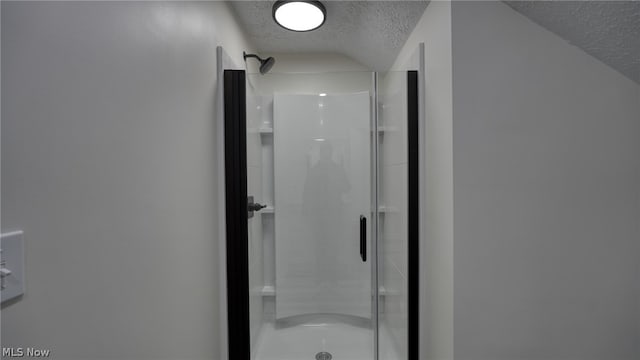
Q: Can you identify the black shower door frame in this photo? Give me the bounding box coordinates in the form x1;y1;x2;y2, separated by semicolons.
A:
223;69;419;360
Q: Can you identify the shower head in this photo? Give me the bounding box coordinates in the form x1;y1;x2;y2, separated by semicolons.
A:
260;56;275;74
243;51;276;74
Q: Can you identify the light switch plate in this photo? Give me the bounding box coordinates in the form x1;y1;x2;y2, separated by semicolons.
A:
1;230;25;303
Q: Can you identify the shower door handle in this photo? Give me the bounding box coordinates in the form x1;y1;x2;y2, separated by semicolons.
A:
360;215;367;262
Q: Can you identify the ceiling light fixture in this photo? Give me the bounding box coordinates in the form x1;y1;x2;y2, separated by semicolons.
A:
273;1;326;32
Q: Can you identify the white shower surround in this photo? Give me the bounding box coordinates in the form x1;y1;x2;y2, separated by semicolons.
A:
273;91;372;319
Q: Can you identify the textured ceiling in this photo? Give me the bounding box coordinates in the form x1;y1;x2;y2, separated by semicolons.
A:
505;1;640;84
229;0;429;71
230;1;640;83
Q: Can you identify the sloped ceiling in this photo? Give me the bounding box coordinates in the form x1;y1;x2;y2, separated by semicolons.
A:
230;1;639;84
229;1;430;71
505;1;640;84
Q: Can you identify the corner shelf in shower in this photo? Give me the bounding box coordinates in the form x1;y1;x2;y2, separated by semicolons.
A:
378;205;398;214
378;286;390;296
260;285;276;297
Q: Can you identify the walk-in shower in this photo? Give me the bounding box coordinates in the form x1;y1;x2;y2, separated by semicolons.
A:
222;57;419;360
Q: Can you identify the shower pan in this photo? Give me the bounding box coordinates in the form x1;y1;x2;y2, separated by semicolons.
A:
223;67;419;360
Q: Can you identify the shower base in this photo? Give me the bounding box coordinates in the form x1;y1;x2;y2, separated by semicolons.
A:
253;316;401;360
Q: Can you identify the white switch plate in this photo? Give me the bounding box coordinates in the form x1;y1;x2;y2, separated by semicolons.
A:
1;230;25;303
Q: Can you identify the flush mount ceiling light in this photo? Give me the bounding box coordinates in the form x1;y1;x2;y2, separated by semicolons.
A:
273;1;326;32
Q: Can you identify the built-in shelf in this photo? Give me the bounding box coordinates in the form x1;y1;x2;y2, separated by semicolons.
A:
378;286;398;296
261;206;275;214
378;205;398;214
261;285;276;296
259;128;273;134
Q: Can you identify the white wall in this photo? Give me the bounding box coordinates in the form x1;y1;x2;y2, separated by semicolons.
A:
451;2;640;359
248;53;370;97
388;2;455;360
1;2;254;359
393;1;640;359
249;54;371;98
261;53;369;74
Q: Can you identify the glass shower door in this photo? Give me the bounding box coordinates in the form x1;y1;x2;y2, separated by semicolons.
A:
225;69;419;360
272;91;371;320
224;70;378;360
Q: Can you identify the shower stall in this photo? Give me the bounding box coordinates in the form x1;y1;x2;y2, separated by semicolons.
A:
222;58;420;360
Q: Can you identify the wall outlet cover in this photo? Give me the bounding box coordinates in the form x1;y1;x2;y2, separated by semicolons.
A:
1;231;25;303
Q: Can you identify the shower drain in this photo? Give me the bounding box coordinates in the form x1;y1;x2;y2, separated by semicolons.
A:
315;351;332;360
